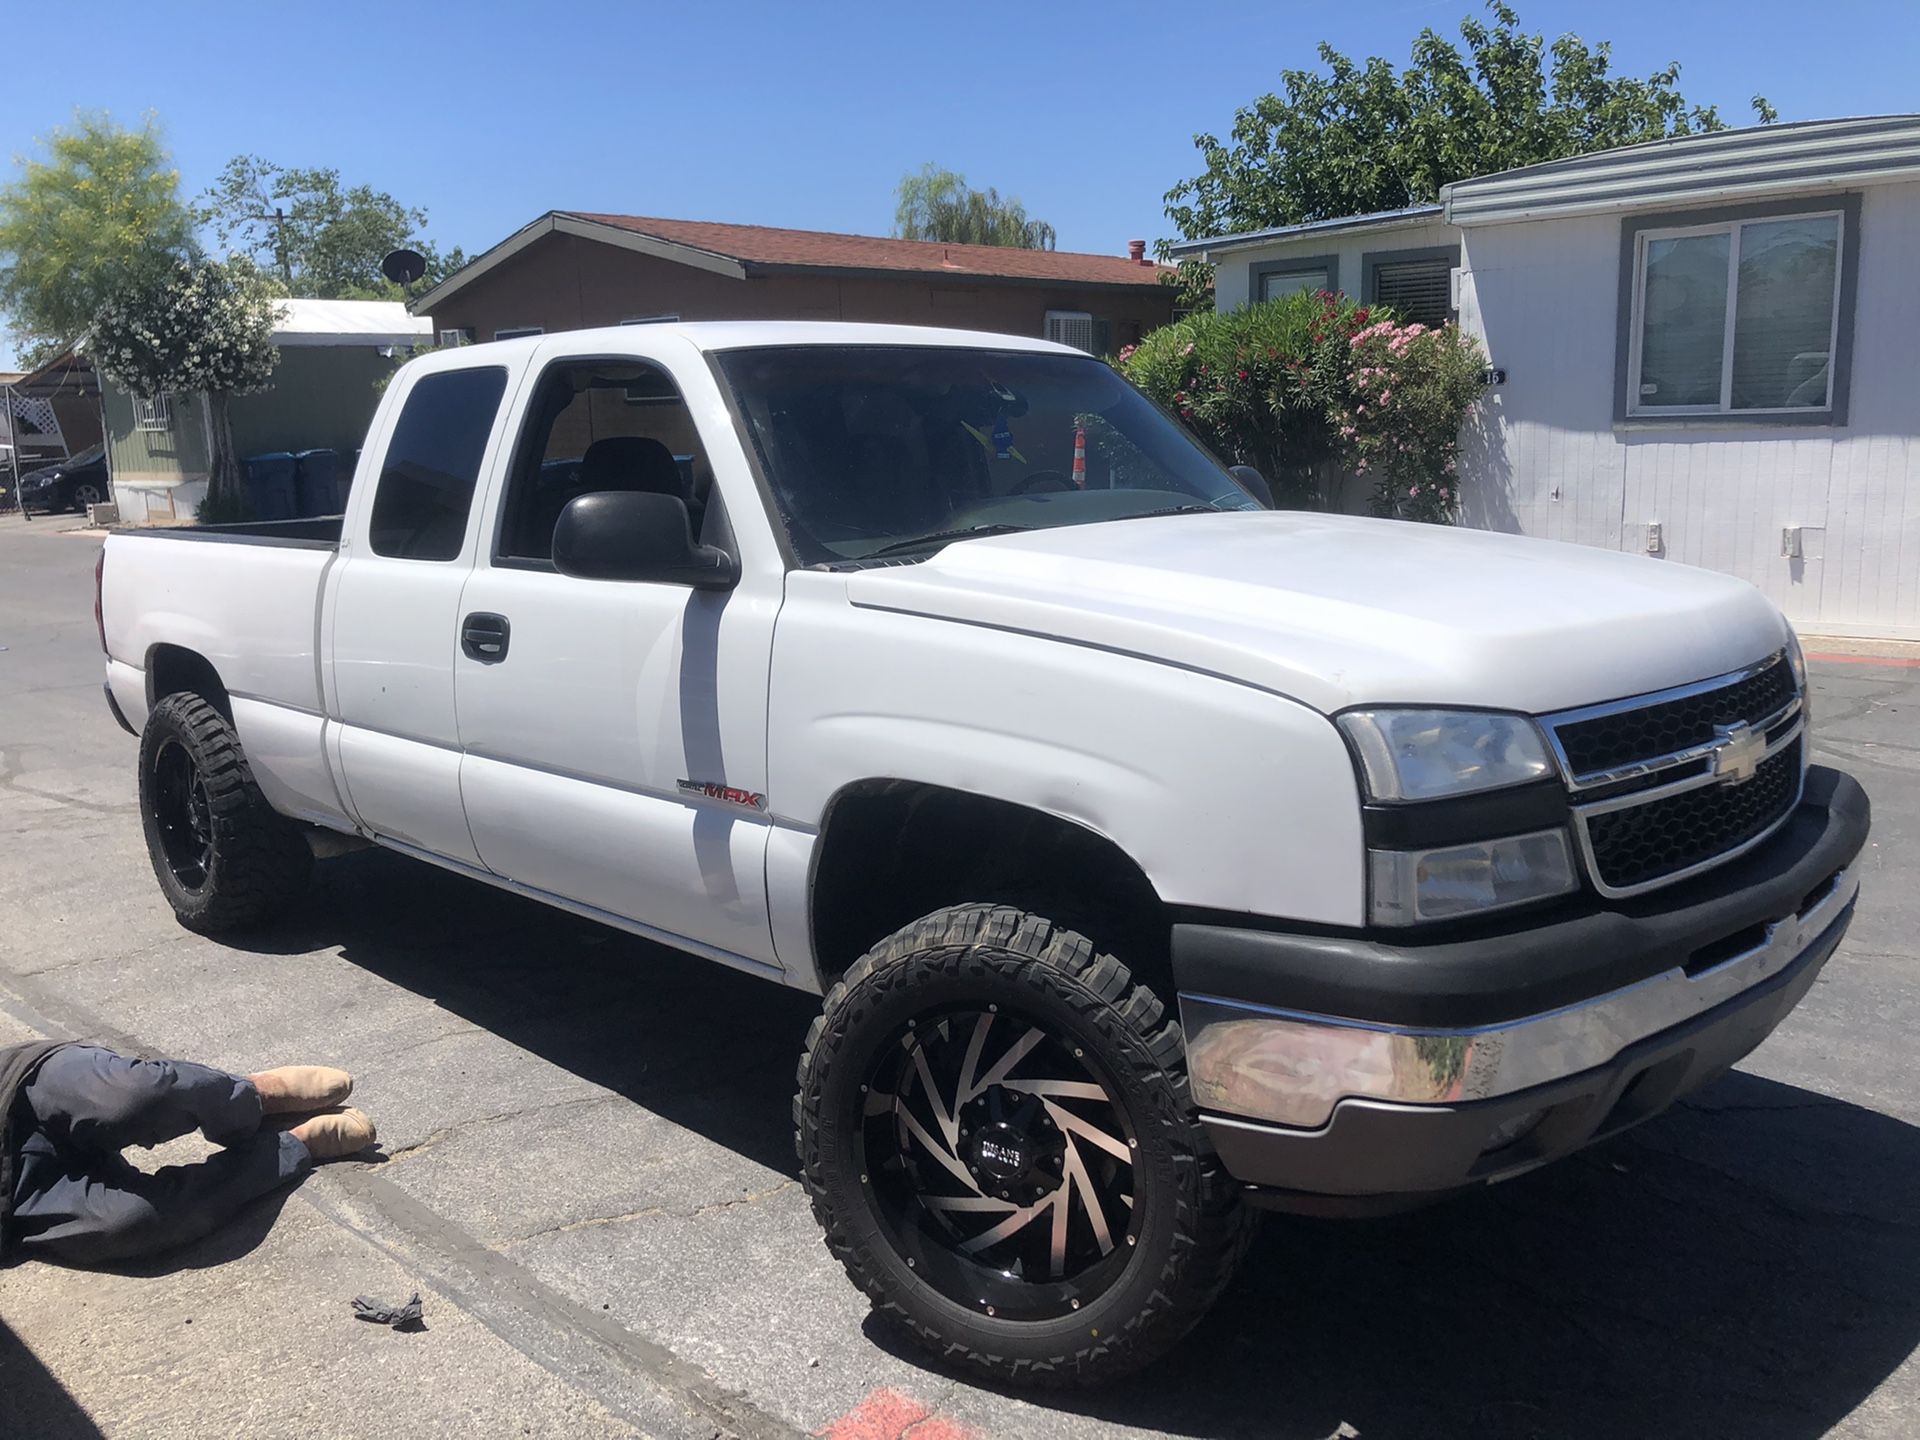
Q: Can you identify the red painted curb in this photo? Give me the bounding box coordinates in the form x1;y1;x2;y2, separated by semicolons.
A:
818;1389;927;1440
818;1388;980;1440
1806;652;1920;669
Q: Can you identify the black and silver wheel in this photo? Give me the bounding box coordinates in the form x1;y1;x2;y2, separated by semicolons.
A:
70;481;104;512
797;904;1254;1387
138;692;312;933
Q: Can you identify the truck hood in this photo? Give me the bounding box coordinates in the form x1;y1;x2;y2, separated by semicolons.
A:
843;511;1788;716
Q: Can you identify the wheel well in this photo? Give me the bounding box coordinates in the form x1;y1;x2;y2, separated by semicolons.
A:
146;645;232;724
809;781;1171;994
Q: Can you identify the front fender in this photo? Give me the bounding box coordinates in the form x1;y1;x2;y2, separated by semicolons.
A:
767;578;1366;929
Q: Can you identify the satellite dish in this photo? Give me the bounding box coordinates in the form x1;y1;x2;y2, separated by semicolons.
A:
381;248;427;285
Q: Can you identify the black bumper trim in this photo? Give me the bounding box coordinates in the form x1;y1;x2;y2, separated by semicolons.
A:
1207;897;1853;1206
102;679;136;737
1172;765;1869;1030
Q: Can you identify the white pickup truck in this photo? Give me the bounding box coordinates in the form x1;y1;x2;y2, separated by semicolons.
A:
99;322;1869;1385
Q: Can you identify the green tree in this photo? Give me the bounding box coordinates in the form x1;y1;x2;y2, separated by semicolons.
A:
0;112;196;363
90;258;280;520
200;155;465;300
1162;2;1773;290
894;164;1057;249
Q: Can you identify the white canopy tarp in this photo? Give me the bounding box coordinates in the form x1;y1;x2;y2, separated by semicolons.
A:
271;298;433;347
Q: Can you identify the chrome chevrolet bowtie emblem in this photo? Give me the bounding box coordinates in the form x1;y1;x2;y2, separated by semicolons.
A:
1711;722;1766;785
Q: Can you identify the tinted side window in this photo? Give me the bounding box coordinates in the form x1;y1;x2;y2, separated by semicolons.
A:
369;366;509;560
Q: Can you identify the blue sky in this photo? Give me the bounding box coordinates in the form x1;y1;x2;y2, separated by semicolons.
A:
4;0;1915;367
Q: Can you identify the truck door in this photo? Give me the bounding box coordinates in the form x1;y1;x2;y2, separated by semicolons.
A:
325;361;516;865
451;340;779;969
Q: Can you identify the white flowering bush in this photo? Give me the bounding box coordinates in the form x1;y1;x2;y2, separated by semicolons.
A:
91;257;279;518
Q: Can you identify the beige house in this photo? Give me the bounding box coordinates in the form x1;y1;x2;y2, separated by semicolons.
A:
1173;116;1920;639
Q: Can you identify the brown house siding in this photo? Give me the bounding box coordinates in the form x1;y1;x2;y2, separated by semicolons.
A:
430;232;1173;351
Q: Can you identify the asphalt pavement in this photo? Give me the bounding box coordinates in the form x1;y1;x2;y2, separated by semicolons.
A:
2;509;1916;1440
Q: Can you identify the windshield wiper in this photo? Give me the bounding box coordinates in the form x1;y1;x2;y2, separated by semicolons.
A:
860;522;1034;559
1113;503;1228;521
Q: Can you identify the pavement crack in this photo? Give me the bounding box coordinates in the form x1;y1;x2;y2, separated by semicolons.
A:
366;1021;487;1062
380;1091;623;1164
504;1180;798;1245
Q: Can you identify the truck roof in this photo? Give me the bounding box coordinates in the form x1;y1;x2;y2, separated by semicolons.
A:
443;320;1086;359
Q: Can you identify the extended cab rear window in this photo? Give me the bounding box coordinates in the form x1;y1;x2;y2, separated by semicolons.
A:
369;366;509;561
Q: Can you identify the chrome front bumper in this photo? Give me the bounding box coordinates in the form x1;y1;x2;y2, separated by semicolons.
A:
1183;862;1859;1132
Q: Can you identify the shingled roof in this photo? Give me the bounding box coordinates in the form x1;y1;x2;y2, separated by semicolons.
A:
410;210;1170;314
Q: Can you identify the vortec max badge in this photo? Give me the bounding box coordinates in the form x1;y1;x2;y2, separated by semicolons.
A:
677;779;766;810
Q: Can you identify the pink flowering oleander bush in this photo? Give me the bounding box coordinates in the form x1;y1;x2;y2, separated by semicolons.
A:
1118;289;1485;523
1116;288;1368;508
1331;316;1487;523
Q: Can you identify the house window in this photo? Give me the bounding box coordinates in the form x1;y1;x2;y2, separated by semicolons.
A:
1045;310;1096;353
438;327;475;347
1252;254;1339;304
494;326;544;341
1623;200;1857;421
1362;247;1459;327
133;395;172;432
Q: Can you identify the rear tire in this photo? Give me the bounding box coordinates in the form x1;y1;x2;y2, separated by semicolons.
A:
795;903;1255;1387
138;692;312;933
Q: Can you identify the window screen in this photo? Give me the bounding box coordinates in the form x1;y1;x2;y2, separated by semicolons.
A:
1371;257;1453;327
1631;210;1842;414
1260;269;1327;302
1045;311;1095;353
369;366;508;561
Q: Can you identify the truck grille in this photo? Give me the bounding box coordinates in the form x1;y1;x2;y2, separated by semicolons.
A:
1544;654;1804;898
1584;738;1802;891
1555;657;1797;776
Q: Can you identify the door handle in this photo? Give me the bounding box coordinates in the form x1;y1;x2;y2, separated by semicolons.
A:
461;612;511;663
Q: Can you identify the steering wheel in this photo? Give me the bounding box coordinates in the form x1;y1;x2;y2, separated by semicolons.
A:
1011;470;1072;495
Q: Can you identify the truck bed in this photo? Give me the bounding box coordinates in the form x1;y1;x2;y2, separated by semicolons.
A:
101;520;341;725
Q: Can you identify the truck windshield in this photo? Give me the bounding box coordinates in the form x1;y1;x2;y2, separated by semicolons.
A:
716;346;1259;565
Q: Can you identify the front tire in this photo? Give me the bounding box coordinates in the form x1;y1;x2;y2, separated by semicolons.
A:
796;904;1254;1387
138;692;312;933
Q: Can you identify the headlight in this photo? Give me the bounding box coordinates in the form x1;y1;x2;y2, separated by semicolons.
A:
1786;629;1812;736
1368;828;1577;925
1338;709;1554;801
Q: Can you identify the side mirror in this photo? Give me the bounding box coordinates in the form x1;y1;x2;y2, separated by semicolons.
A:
1228;465;1274;509
553;490;738;589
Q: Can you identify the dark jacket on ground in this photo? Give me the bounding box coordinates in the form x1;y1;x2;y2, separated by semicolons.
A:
1;1040;71;1251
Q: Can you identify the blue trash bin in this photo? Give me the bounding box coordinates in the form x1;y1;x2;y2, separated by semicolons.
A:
242;452;297;521
293;449;339;517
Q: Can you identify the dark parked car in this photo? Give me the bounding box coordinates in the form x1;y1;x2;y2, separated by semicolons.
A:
19;445;110;515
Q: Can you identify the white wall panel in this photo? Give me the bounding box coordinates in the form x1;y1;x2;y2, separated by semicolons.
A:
1451;180;1920;638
